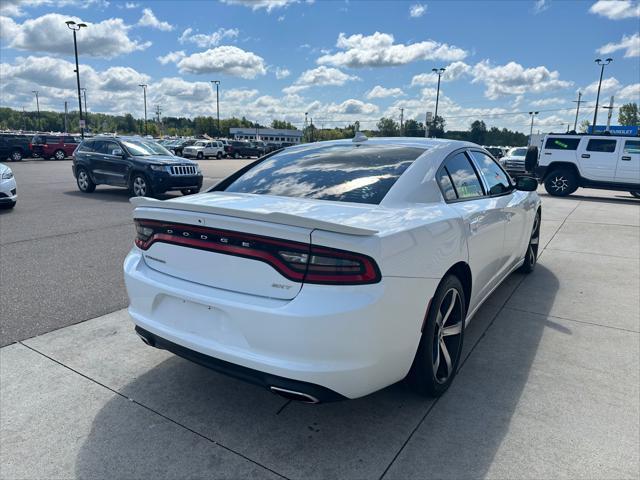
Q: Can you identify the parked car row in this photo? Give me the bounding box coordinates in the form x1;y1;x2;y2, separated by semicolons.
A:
0;132;82;161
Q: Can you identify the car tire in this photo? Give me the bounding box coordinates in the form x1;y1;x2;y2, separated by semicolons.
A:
181;188;200;195
9;149;23;162
543;168;578;197
197;152;203;160
54;149;66;160
76;167;96;193
407;274;466;397
234;152;240;159
216;151;222;159
130;173;152;197
518;210;540;274
630;191;640;199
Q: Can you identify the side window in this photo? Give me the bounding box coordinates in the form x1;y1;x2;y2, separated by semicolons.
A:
544;137;580;150
443;152;485;199
63;136;76;143
586;139;617;153
470;151;512;196
623;140;640;155
436;167;457;201
46;137;60;144
95;141;118;155
78;141;95;153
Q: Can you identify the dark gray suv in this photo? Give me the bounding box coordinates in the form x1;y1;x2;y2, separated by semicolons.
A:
72;136;203;197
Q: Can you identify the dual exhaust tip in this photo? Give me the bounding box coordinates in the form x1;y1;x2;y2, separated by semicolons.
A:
136;331;320;404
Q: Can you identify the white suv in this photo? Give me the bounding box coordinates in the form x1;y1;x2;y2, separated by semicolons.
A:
536;134;640;198
182;140;225;160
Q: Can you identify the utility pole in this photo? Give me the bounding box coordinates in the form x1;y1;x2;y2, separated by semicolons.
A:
399;108;404;136
32;90;40;131
304;112;309;142
601;96;615;132
432;67;445;134
138;84;148;135
572;91;584;132
211;80;220;136
528;111;539;145
66;20;87;138
593;58;613;130
155;104;162;136
425;111;432;138
22;107;26;131
310;117;314;142
64;101;68;133
81;88;88;132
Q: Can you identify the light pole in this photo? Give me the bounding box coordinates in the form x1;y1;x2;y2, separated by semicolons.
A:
304;112;308;142
432;67;445;135
81;87;88;132
592;58;613;130
528;111;539;144
65;20;87;138
210;80;220;136
32;90;40;131
138;84;148;136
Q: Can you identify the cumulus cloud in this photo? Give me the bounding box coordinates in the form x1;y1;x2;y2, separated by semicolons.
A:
327;99;379;115
157;50;186;65
617;83;640;101
178;27;239;48
2;13;150;58
597;32;640;57
582;76;621;96
366;85;405;99
283;66;359;93
100;66;150;91
176;46;267;78
471;60;573;99
410;61;471;86
533;0;549;14
137;8;174;31
0;0;109;18
589;0;640;19
317;32;467;68
224;89;260;101
409;4;426;17
220;0;304;12
275;67;291;79
530;97;569;107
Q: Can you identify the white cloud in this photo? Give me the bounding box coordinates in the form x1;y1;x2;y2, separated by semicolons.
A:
589;0;640;19
177;46;267;78
178;27;239;48
366;85;405;99
471;60;573;99
275;67;291;79
317;32;467;68
327;99;379;115
533;0;549;14
597;32;640;57
0;0;109;18
125;2;139;8
617;82;640;101
2;13;150;59
530;97;568;107
283;66;359;93
582;76;621;96
409;4;427;17
411;61;471;86
100;66;150;91
157;50;186;65
220;0;302;12
137;8;174;31
224;88;260;101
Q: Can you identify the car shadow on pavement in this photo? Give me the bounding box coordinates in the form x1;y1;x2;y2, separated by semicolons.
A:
63;189;178;203
539;192;639;205
75;265;560;480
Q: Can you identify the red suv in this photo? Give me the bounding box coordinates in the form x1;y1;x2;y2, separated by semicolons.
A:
30;135;80;160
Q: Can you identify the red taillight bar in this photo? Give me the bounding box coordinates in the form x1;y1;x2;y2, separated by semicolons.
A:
134;219;381;285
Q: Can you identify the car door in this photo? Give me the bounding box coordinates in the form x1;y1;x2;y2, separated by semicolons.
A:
437;151;507;309
95;140;128;186
469;150;530;273
615;140;640;185
579;138;618;182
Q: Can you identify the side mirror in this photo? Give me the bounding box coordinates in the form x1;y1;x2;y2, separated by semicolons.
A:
112;148;124;156
525;146;538;173
514;176;538;192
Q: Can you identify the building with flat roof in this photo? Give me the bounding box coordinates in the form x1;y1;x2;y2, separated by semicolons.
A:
229;127;303;144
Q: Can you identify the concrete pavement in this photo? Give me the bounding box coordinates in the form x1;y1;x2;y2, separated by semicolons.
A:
1;189;639;479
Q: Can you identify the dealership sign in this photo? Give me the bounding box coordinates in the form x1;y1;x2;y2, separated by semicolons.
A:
588;125;639;135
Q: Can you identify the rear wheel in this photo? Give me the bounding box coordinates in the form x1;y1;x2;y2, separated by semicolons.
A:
233;152;240;159
54;149;66;160
196;151;203;160
216;151;222;159
518;210;540;274
76;168;96;193
9;149;23;162
544;168;578;196
407;275;465;397
130;174;152;197
630;191;640;199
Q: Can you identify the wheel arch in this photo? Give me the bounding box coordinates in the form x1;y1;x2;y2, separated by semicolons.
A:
541;161;581;182
444;261;472;314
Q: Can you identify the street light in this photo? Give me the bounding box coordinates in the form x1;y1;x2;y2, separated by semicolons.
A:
80;87;88;132
138;84;148;136
592;58;613;130
211;80;220;135
432;67;445;135
528;111;539;143
32;90;40;131
66;20;87;138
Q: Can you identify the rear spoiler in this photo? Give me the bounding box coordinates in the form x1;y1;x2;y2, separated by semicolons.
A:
130;197;378;236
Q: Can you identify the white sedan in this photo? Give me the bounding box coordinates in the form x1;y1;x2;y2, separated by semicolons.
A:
124;137;541;402
0;163;17;209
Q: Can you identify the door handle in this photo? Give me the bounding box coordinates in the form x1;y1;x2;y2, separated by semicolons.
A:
621;156;631;161
581;154;590;158
544;152;552;155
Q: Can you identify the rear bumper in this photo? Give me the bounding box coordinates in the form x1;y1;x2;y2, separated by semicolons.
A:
124;249;436;399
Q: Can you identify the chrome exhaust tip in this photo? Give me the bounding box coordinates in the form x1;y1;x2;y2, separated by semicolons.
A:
269;386;319;404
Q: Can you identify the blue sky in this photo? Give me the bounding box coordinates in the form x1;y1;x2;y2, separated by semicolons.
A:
1;0;638;133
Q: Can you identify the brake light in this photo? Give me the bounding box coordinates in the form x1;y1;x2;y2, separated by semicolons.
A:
134;219;381;285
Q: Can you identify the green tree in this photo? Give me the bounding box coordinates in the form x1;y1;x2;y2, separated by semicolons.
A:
376;117;399;136
578;119;590;133
618;103;639;126
403;119;426;137
271;120;297;130
469;120;487;144
428;115;446;138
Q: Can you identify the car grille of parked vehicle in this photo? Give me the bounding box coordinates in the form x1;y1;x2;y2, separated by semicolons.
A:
134;219;381;285
170;165;198;176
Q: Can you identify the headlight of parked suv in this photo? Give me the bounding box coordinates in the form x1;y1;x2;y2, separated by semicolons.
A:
149;164;167;172
1;169;14;179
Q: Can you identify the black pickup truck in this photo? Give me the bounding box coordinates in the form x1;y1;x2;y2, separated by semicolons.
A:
0;134;31;161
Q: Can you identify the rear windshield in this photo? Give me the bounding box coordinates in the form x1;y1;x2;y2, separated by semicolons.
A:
223;144;424;205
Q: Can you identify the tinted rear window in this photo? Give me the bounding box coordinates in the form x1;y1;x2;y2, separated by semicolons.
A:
586;139;617;153
544;137;580;150
224;144;424;204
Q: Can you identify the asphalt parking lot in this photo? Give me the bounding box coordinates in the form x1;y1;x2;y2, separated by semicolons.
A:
1;159;639;479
